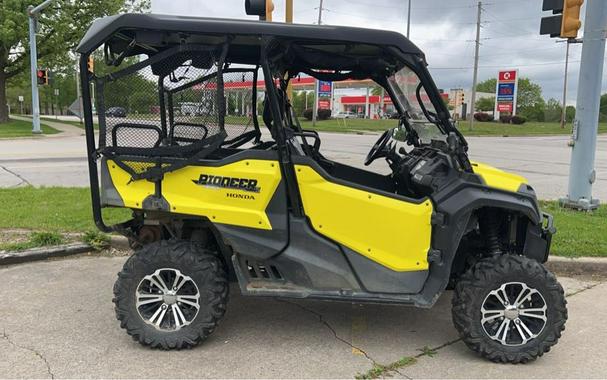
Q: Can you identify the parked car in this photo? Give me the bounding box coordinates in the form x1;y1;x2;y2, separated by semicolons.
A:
333;111;356;119
106;106;127;118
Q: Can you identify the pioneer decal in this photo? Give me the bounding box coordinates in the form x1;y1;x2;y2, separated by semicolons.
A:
192;174;260;193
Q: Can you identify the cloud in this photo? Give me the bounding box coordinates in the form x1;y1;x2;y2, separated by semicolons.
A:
151;0;605;104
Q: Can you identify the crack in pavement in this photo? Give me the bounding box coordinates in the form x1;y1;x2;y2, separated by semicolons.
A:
565;280;605;298
2;329;54;379
276;299;379;366
0;165;31;187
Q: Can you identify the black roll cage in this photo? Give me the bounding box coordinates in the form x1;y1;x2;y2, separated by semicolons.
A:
79;33;466;233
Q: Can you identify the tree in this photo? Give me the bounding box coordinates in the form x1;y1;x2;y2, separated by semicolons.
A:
475;97;495;112
476;78;497;93
544;98;562;122
599;93;607;122
477;77;546;121
0;0;149;123
566;105;576;123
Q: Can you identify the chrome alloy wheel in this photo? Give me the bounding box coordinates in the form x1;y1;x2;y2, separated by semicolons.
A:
481;282;548;346
135;268;200;331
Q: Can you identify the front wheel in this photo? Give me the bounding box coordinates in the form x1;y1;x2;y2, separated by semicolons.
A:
113;240;229;349
452;254;567;363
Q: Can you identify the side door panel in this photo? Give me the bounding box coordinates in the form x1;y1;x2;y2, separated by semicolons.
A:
294;163;433;272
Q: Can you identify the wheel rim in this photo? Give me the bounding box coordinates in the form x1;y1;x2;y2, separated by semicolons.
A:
135;268;200;331
480;281;547;346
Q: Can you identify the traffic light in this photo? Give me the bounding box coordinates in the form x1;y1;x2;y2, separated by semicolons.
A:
87;56;94;73
36;69;48;85
245;0;274;21
561;0;583;38
540;0;584;39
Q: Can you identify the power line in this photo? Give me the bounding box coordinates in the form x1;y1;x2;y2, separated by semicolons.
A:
430;60;581;70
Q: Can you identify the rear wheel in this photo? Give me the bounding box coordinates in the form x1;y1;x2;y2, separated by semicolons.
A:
113;240;228;349
452;254;567;363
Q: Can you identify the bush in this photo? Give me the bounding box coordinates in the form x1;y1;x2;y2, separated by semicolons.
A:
473;112;494;122
499;115;513;124
318;108;332;120
511;115;527;125
302;108;331;121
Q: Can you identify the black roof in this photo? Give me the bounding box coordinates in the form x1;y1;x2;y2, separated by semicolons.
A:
75;13;424;57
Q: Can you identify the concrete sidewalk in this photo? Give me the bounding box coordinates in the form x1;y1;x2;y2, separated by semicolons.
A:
0;256;604;379
11;115;84;137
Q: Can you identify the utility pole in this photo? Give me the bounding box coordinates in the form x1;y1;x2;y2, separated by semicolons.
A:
27;0;54;133
313;0;324;126
406;0;412;38
317;0;324;25
469;1;482;131
561;0;607;210
560;40;571;129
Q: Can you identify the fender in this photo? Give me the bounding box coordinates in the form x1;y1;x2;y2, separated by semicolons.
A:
416;180;542;307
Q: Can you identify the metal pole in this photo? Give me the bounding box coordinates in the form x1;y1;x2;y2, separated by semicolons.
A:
469;1;482;131
560;40;570;129
27;0;54;133
317;0;324;25
286;0;293;100
561;0;606;210
28;9;41;133
365;86;370;119
312;0;323;126
312;80;319;126
76;65;83;124
406;0;411;38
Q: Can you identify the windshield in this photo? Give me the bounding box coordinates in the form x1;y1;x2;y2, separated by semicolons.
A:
388;65;446;144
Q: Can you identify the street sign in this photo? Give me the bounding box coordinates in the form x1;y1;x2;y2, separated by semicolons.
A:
497;83;515;102
495;69;519;116
318;80;332;97
499;70;517;82
497;103;513;113
18;96;24;102
318;99;330;109
68;98;82;118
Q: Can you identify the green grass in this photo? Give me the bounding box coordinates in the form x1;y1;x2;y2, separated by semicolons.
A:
0;188;603;258
541;201;607;258
299;119;607;136
0;118;60;138
0;231;64;251
82;230;111;250
0;187;130;232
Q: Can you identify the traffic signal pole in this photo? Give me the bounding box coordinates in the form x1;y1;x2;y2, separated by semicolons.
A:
561;0;607;210
27;0;53;134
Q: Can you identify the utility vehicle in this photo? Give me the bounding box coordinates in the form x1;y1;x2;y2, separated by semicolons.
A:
76;13;566;363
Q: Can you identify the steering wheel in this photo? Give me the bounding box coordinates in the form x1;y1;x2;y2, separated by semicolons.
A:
364;129;392;166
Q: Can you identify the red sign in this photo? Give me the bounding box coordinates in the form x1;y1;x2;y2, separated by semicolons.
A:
497;103;513;112
318;100;330;109
499;70;517;82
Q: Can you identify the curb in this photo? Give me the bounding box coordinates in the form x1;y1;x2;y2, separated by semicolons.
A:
0;243;94;266
2;236;606;277
546;256;607;276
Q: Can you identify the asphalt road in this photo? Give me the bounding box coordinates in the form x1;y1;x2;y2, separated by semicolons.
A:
0;127;606;201
0;256;605;378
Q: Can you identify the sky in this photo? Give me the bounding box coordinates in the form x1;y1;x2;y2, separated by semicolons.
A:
151;0;604;104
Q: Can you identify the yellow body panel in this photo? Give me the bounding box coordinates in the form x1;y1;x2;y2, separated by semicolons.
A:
471;161;527;193
295;165;433;272
107;159;281;230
